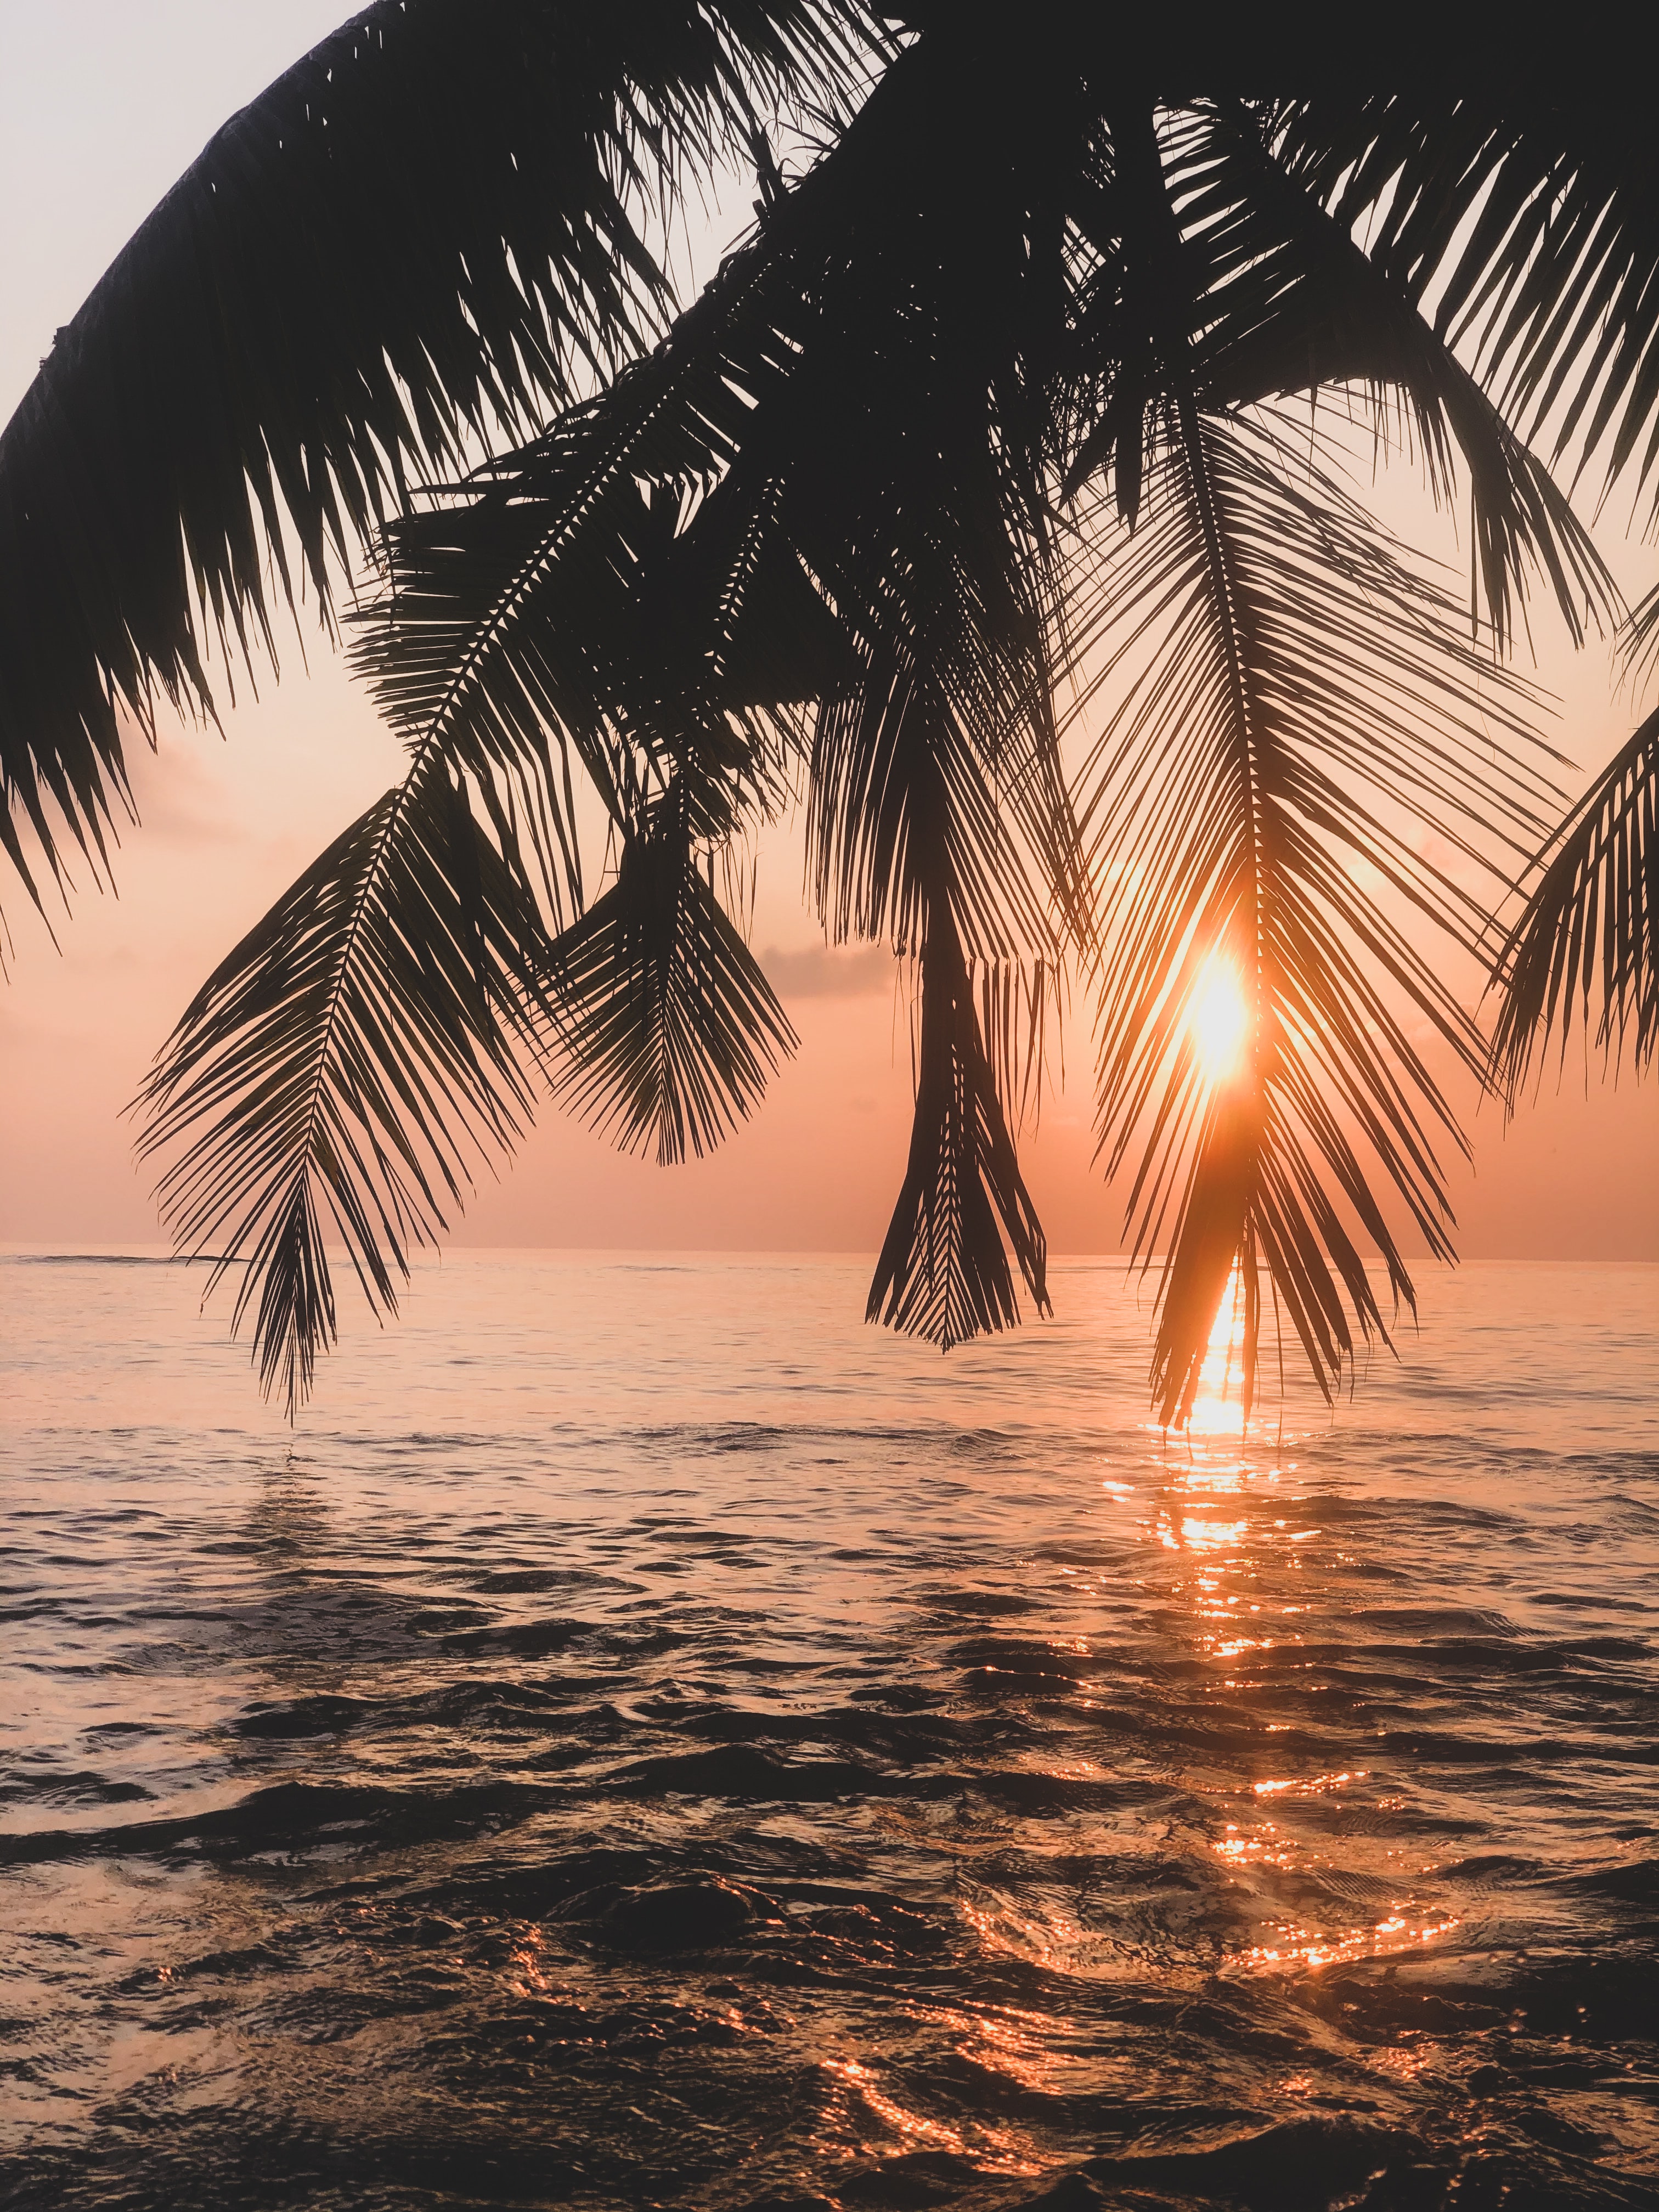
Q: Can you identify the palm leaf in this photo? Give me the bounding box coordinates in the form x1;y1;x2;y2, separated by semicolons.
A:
548;789;798;1164
1183;103;1612;646
1490;707;1658;1093
136;750;563;1414
1274;82;1659;521
1058;98;1613;649
867;917;1049;1348
0;0;877;914
1628;580;1659;689
358;34;1090;1348
141;205;842;1403
354;185;831;851
1076;405;1557;1423
811;640;1063;1341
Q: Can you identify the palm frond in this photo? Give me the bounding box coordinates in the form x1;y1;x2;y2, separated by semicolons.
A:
1076;405;1557;1423
1274;83;1659;521
806;624;1073;969
1490;707;1659;1094
353;146;861;845
136;750;562;1414
1059;99;1613;648
772;41;1093;1338
1186;102;1613;647
359;32;1089;1349
548;790;797;1164
809;640;1065;1339
0;0;878;913
867;917;1049;1348
1627;580;1659;690
142;192;847;1402
809;641;1062;1340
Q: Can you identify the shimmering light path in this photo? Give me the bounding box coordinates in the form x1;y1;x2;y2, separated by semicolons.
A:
2;1254;1655;2210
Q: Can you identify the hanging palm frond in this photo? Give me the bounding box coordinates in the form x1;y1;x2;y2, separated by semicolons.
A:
1273;81;1659;522
549;791;797;1163
1489;707;1658;1093
139;172;849;1403
360;455;834;898
136;751;564;1415
1057;98;1613;649
1076;406;1557;1423
0;0;879;917
776;46;1089;1337
356;31;1088;1350
867;913;1049;1347
137;362;815;1403
810;628;1063;1344
1162;102;1614;650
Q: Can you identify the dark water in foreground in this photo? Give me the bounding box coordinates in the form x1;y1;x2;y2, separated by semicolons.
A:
2;1254;1656;2212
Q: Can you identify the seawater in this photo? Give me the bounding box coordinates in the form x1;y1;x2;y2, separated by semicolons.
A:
2;1252;1655;2212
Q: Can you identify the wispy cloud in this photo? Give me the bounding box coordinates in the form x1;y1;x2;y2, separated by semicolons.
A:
758;945;895;999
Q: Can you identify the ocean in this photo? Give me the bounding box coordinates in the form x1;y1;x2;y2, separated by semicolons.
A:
2;1251;1655;2211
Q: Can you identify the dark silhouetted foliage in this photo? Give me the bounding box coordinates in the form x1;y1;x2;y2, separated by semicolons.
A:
3;3;1652;1412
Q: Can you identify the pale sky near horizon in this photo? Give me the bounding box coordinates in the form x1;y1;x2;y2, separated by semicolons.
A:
1;1;1654;1267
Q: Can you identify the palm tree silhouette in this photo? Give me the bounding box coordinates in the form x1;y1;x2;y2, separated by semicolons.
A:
1;5;1651;1416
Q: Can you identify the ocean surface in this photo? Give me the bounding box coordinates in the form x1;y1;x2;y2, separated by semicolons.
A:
1;1251;1655;2212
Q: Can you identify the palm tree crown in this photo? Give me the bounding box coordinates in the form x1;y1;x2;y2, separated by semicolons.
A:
2;3;1652;1414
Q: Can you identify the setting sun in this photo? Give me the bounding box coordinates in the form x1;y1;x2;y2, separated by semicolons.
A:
1187;958;1249;1087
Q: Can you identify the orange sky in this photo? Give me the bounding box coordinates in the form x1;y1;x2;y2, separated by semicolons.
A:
1;4;1653;1263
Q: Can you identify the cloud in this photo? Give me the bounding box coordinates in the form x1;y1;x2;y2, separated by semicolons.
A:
758;944;896;999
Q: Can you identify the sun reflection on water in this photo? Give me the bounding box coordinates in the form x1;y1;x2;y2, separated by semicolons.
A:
1093;1265;1474;2021
1113;1282;1474;1995
1141;1266;1260;1579
823;2052;1044;2177
1226;1912;1463;1976
1186;1261;1248;1438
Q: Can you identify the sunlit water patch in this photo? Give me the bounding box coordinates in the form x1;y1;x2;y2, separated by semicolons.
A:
1;1254;1655;2210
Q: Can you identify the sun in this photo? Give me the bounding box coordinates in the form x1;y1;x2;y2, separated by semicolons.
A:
1188;958;1249;1087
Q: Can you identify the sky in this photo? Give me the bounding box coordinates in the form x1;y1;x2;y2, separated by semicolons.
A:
0;1;1654;1266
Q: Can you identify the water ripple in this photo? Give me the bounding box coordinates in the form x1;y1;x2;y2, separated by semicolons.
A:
1;1255;1655;2209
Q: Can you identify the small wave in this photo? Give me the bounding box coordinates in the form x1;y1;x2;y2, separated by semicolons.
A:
5;1259;1654;2210
1;1251;205;1267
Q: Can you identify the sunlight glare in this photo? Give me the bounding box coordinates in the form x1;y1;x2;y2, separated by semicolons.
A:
1187;1261;1246;1436
1188;958;1249;1087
